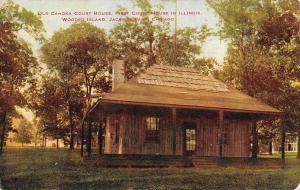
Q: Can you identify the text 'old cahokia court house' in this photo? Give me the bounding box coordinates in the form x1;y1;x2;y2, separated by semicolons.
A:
87;60;283;168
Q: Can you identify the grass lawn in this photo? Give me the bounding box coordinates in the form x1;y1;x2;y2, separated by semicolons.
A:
0;148;299;190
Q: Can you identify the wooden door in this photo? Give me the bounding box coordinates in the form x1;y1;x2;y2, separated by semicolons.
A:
183;122;196;156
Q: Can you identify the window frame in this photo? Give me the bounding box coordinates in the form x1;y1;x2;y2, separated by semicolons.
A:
145;116;160;143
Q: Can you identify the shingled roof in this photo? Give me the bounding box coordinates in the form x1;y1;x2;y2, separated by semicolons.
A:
101;64;281;114
137;65;229;92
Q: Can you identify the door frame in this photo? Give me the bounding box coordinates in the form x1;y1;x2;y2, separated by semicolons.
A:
182;121;197;156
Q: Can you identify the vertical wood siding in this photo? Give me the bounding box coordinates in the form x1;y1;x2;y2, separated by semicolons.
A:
104;112;252;157
104;113;178;155
223;120;252;157
196;118;219;156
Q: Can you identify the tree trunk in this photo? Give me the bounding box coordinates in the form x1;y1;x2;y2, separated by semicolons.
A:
42;135;45;147
297;131;300;159
0;111;7;154
56;137;59;149
41;135;43;147
80;100;91;157
55;110;59;149
68;102;74;150
76;136;79;148
34;131;38;147
148;37;156;65
268;140;272;155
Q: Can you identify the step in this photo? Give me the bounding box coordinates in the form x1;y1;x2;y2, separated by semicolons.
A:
191;156;220;168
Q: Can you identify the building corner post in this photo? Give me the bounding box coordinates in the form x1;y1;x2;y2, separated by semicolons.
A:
252;120;258;159
87;119;92;157
80;120;85;157
172;108;177;155
98;108;104;155
218;110;224;158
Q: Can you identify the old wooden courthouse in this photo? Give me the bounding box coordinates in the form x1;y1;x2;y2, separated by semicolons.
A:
86;60;282;167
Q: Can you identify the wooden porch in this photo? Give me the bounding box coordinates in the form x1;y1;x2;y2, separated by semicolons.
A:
83;154;284;169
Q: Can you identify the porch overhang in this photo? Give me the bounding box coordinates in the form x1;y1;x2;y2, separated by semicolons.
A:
98;98;282;116
91;81;281;116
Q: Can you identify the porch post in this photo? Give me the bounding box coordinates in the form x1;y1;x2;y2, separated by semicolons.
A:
98;125;103;154
252;121;258;158
87;120;92;157
80;121;85;157
297;131;300;159
98;109;104;155
218;110;224;158
281;116;285;160
172;107;176;155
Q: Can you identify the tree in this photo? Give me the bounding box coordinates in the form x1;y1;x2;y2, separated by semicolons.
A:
29;75;70;149
111;0;213;79
207;0;300;156
13;117;33;146
28;72;85;150
31;118;43;147
40;22;112;155
39;0;217;156
0;0;44;153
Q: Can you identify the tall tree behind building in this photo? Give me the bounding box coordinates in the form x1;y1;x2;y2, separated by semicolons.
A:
111;0;214;79
207;0;300;155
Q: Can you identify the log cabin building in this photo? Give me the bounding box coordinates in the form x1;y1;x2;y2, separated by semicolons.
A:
86;60;283;168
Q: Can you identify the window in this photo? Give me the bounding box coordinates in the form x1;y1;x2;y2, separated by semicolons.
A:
145;117;160;142
185;129;196;151
285;142;297;152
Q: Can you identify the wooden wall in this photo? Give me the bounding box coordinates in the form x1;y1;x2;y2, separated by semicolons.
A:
104;110;252;157
196;118;219;156
104;113;181;155
195;119;252;157
222;120;252;157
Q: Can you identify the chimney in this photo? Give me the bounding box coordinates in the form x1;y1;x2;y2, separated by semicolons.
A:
112;59;125;91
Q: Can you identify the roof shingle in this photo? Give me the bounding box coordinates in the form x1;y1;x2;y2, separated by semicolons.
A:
101;64;281;114
137;65;228;92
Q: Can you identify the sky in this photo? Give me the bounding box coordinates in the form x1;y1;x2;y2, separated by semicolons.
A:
14;0;227;62
12;0;228;121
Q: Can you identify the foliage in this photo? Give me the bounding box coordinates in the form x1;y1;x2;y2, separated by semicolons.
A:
40;22;112;149
12;118;33;145
207;0;300;140
111;0;213;78
40;22;112;95
28;75;79;144
0;0;44;153
0;0;44;41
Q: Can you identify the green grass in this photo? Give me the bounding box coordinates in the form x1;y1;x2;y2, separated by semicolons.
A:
0;148;300;190
259;152;297;158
